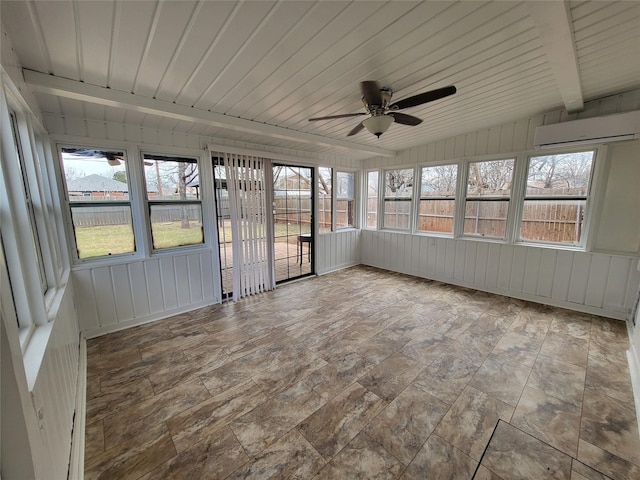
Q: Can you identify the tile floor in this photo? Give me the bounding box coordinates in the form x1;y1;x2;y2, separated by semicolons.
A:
84;266;640;479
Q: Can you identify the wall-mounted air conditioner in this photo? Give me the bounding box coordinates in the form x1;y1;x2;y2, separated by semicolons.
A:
534;110;640;149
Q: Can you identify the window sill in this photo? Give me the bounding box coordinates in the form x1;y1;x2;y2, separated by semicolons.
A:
23;322;53;391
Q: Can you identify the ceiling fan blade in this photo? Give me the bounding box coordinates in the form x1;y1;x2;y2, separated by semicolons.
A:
308;113;366;121
389;112;422;126
360;81;383;107
347;122;365;137
389;85;457;110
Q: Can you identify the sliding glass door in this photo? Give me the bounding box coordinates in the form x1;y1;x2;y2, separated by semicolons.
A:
272;164;314;283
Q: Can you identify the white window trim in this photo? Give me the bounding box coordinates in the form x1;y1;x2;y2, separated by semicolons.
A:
512;147;602;250
458;156;517;241
335;169;357;230
363;169;380;230
381;165;417;232
416;161;459;236
140;151;206;253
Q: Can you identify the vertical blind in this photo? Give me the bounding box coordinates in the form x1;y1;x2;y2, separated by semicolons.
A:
223;152;275;301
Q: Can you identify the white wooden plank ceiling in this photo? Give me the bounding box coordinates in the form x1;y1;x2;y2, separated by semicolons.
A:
2;0;639;160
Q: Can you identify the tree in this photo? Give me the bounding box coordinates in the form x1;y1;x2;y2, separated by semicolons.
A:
113;170;127;183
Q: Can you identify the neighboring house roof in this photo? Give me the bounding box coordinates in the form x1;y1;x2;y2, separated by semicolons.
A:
67;174;129;193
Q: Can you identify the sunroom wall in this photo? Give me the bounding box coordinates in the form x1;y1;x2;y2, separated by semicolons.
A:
362;89;640;321
44;119;362;337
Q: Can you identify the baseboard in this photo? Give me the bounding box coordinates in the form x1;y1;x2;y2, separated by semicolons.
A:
68;335;87;480
82;299;220;339
627;347;640;437
316;261;360;276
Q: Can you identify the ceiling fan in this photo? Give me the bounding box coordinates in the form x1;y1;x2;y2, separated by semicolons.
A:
308;81;456;138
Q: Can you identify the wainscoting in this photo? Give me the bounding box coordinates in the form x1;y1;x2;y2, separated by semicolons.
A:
316;229;361;275
362;230;640;320
73;250;218;338
30;281;80;480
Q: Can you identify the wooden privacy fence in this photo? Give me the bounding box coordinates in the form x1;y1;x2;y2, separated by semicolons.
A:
374;196;584;242
72;205;202;226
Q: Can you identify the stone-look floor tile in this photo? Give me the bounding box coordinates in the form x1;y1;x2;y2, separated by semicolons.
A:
400;330;451;365
480;421;572;480
550;314;592;339
570;460;612;480
87;347;142;377
528;354;586;407
412;352;481;405
315;432;404;479
508;312;552;341
580;386;640;467
137;329;209;359
87;339;101;359
86;377;155;422
251;347;327;397
297;382;386;460
86;374;101;400
474;465;505;479
96;322;173;355
85;422;177;480
434;386;514;461
167;380;268;454
468;353;533;407
230;380;325;456
85;419;105;460
201;348;276;396
453;328;504;362
577;439;640;480
228;429;326;479
303;352;376;401
102;378;211;450
400;434;477;480
137;426;249;480
541;331;590;368
181;326;251;355
357;352;423;401
511;386;582;457
98;350;184;391
490;331;542;367
586;351;635;406
355;332;410;365
224;329;289;360
365;384;449;465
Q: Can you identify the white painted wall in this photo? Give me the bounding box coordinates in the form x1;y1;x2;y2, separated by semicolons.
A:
2;26;81;479
316;229;361;275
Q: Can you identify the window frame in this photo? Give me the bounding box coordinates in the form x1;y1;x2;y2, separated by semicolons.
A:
317;166;333;233
514;148;598;249
381;166;417;232
335;169;357;229
416;162;458;236
364;169;380;230
58;144;138;262
1;84;66;350
142;152;205;252
460;156;516;241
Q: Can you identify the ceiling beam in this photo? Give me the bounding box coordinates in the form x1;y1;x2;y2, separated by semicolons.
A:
23;69;396;158
527;1;584;113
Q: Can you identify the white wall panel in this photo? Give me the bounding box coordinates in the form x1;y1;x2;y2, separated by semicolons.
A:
361;231;639;320
316;229;361;275
72;250;219;337
30;282;80;480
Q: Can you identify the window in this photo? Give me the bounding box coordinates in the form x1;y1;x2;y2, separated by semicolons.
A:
519;151;594;245
9;111;47;291
383;168;414;230
464;159;514;238
318;167;332;233
60;147;136;259
418;164;457;234
336;171;355;228
365;170;379;229
143;153;203;250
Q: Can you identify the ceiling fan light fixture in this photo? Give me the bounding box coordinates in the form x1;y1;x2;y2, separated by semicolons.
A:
363;115;394;138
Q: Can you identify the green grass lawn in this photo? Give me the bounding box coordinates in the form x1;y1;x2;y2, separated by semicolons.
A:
75;222;203;258
76;221;310;258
